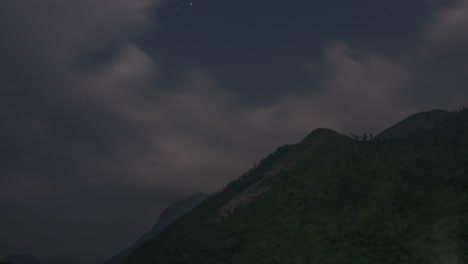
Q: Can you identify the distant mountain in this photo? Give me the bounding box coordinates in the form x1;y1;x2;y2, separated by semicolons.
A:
103;193;209;264
1;254;43;264
125;108;468;263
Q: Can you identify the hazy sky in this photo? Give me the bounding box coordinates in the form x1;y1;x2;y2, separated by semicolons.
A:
1;0;467;263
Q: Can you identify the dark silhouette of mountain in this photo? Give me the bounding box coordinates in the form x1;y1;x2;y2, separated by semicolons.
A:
103;193;209;264
375;109;452;140
124;108;468;264
1;254;43;264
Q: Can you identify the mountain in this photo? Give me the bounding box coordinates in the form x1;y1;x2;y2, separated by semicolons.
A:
375;109;452;140
103;193;209;264
1;254;43;264
124;108;468;264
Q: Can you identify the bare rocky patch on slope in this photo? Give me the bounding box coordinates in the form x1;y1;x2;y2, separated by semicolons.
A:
218;162;290;218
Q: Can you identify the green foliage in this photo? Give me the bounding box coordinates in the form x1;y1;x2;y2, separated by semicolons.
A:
125;109;468;264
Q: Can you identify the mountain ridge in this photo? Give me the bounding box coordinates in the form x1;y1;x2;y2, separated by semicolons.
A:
124;108;468;263
375;109;451;140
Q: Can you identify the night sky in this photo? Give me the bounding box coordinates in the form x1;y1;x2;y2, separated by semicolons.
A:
1;0;467;263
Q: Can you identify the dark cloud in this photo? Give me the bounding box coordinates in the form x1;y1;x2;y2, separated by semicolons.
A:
0;0;176;262
1;0;467;263
256;0;468;135
406;0;468;108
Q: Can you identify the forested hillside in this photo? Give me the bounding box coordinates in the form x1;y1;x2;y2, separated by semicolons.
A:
125;108;468;264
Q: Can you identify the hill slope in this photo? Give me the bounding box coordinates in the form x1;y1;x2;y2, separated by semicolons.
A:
125;109;468;264
375;109;452;140
104;193;209;264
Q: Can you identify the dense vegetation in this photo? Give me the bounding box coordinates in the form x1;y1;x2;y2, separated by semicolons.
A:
125;108;468;264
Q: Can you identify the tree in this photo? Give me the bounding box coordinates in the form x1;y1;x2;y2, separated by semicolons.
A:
361;133;368;142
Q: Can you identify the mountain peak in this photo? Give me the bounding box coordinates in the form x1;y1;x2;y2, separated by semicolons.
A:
376;109;451;139
304;128;339;138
